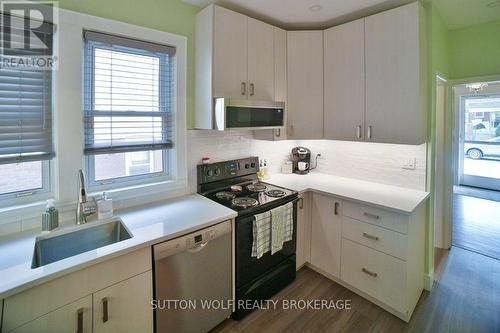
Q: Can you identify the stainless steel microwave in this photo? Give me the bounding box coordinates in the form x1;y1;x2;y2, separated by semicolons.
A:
213;98;285;131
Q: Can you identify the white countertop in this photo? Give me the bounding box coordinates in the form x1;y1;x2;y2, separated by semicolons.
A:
266;172;429;214
0;194;237;299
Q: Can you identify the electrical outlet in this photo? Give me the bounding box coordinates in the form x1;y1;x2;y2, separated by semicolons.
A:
402;158;417;170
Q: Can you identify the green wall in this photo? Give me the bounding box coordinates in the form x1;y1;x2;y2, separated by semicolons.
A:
58;0;200;128
449;19;500;79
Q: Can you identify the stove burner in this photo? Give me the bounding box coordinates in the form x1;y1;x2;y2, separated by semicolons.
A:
247;183;267;192
232;197;259;208
216;191;236;201
265;189;286;198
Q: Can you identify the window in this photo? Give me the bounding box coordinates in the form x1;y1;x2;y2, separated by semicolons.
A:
0;15;53;201
83;31;175;188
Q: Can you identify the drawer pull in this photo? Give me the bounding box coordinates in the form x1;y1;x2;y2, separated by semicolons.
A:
363;212;380;220
362;232;379;241
298;197;304;209
362;268;378;278
334;202;339;215
102;297;108;323
77;308;84;333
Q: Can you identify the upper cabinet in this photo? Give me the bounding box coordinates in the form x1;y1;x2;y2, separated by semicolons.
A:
212;6;248;99
324;19;365;141
195;5;281;129
287;31;324;140
365;2;426;144
324;2;426;144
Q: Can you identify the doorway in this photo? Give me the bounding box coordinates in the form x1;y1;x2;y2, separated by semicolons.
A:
451;80;500;260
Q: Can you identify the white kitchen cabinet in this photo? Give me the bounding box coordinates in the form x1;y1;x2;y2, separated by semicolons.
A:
93;271;153;333
364;2;427;144
212;6;248;98
323;19;365;141
286;31;324;139
247;18;275;100
8;296;92;333
195;5;282;129
310;193;341;278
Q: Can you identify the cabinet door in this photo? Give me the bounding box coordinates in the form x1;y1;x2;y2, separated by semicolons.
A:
247;18;275;100
324;19;365;141
365;2;424;144
287;31;324;139
93;271;153;333
213;6;248;98
310;193;342;278
9;296;92;333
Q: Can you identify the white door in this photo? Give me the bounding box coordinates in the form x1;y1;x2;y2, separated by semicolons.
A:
9;296;92;333
456;83;500;191
287;31;324;139
310;193;342;278
324;19;365;141
93;271;153;333
365;2;424;144
213;6;248;98
247;18;275;100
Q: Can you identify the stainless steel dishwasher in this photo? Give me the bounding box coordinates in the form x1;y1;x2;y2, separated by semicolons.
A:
153;220;232;333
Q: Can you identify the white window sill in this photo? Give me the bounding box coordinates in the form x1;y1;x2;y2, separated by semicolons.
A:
0;178;189;228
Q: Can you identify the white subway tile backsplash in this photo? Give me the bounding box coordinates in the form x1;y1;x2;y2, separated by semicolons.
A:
188;130;427;191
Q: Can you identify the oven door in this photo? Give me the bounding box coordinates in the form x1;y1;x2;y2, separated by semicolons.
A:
235;198;297;288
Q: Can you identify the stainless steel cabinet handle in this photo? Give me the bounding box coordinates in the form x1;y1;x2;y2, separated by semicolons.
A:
334;202;339;215
357;125;362;139
275;128;281;137
363;212;379;220
298;197;304;210
102;297;108;323
187;241;209;253
241;82;246;95
362;268;378;277
250;83;255;96
367;126;372;139
362;232;379;241
77;308;84;333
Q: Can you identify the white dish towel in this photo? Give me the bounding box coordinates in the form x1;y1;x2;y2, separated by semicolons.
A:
271;202;294;255
251;211;271;259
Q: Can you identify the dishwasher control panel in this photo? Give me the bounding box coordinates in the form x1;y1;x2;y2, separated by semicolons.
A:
153;220;232;260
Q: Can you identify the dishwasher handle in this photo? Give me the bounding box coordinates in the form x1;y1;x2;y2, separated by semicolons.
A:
153;220;231;261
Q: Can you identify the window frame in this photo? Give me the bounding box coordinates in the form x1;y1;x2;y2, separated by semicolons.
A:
0;160;51;206
83;35;175;191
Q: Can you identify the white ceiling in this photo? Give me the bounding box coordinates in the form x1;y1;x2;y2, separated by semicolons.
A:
433;0;500;29
183;0;414;29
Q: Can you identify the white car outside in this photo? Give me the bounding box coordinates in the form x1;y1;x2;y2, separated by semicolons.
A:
464;136;500;159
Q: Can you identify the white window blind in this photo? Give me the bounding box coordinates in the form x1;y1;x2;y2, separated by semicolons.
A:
0;15;54;164
83;31;175;155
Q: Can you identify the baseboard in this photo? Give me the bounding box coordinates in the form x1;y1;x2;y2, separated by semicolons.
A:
424;270;434;291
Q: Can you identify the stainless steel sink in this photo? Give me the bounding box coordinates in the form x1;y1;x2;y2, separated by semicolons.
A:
31;219;133;269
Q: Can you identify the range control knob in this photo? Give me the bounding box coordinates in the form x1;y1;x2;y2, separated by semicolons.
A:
214;167;221;176
245;163;250;169
250;162;256;168
206;169;214;177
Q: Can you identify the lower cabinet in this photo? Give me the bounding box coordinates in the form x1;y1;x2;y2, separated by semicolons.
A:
3;248;153;333
310;193;342;278
93;271;153;333
9;296;93;333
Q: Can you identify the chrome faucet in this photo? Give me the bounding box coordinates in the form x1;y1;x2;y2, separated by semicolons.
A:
76;170;97;224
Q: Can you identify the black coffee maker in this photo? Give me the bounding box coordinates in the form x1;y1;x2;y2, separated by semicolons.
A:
291;147;311;175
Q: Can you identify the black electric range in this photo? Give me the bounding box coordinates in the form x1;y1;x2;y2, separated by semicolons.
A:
197;157;298;319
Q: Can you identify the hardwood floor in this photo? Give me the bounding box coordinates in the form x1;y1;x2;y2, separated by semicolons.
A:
452;194;500;260
213;247;500;333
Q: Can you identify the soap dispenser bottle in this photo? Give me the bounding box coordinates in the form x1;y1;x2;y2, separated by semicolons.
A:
98;192;113;220
42;199;59;232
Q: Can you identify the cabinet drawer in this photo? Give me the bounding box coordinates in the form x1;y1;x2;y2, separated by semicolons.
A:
341;239;407;312
342;200;408;234
342;217;407;260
